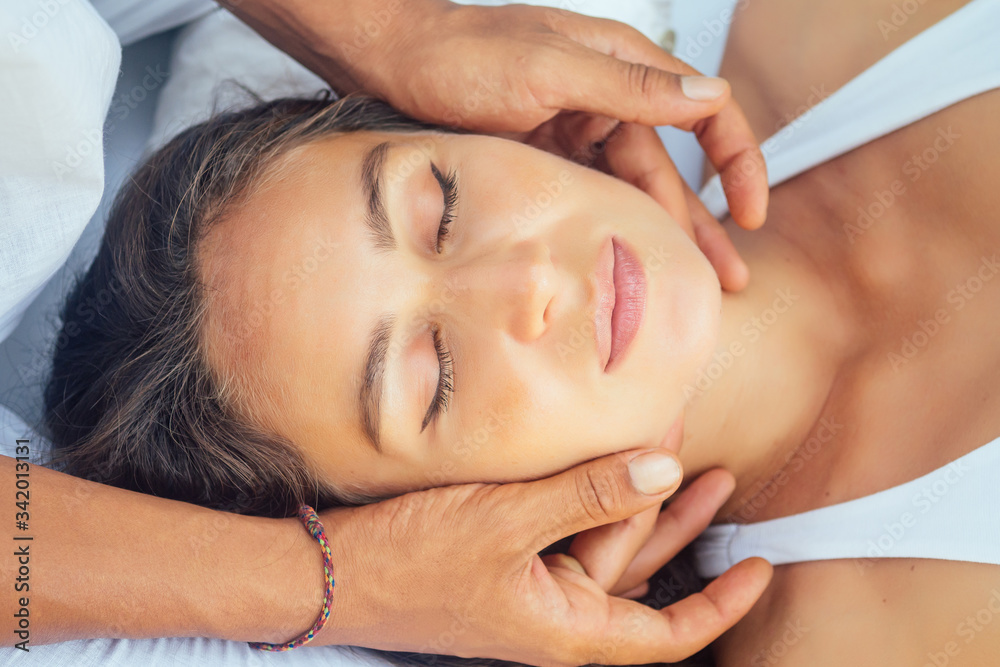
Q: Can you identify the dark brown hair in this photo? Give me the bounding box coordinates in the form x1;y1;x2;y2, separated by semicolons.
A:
42;93;442;515
42;92;710;666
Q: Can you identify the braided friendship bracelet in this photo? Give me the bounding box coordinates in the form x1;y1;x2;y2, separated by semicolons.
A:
249;504;336;651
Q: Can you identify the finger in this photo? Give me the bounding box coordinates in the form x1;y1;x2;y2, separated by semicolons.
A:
510;447;683;555
696;114;769;230
683;182;749;292
544;15;770;230
598;557;773;665
530;43;729;129
540;552;589;576
610;468;736;595
620;581;649;599
568;503;660;591
599;123;691;230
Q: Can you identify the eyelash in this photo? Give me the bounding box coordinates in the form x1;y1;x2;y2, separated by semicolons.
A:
430;163;458;254
422;324;454;431
419;162;458;432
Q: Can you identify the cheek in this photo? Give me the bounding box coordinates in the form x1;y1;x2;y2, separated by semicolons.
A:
450;360;564;478
475;369;533;461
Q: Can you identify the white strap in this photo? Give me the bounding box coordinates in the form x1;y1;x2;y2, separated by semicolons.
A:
699;0;1000;219
695;437;1000;577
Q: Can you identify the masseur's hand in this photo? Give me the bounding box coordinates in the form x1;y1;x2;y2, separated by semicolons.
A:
289;449;771;667
559;417;740;600
219;0;767;291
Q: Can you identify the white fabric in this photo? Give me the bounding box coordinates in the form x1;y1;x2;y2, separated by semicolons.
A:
0;0;120;465
90;0;216;46
147;8;328;151
698;0;1000;219
0;0;119;347
696;437;1000;578
5;636;400;666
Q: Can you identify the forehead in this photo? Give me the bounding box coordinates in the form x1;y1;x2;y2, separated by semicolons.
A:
196;130;396;457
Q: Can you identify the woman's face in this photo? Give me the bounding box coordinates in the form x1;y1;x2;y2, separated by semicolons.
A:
199;130;721;499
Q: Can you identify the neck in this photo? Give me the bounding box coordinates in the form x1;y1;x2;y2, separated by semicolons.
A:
677;220;855;519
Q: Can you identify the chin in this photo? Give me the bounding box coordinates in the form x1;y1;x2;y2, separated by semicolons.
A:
649;245;721;376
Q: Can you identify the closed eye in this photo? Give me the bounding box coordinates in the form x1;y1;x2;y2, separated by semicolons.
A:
430;163;457;254
421;324;453;432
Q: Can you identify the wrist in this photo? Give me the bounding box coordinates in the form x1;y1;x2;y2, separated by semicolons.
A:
223;507;378;649
219;0;456;96
204;512;325;644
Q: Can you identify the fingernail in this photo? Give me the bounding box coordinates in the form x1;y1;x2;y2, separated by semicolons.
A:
681;76;728;101
628;451;682;495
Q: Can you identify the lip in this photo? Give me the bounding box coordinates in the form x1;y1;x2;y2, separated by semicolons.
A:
593;237;616;369
605;236;646;372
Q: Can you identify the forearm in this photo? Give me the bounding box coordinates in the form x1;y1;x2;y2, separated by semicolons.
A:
0;454;323;647
217;0;452;95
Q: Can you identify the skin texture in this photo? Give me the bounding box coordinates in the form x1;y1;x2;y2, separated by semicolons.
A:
199;130;722;500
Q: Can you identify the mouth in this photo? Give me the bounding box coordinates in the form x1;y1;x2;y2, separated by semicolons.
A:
595;236;646;373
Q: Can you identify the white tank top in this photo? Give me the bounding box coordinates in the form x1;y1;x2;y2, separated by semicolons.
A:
697;0;1000;219
694;0;1000;578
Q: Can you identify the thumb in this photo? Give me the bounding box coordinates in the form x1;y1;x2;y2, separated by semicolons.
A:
548;47;730;127
514;448;684;555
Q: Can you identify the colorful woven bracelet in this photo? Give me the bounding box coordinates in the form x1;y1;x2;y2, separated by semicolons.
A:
249;504;336;651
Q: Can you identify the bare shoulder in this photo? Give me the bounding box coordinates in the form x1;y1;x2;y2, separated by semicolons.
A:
713;559;1000;667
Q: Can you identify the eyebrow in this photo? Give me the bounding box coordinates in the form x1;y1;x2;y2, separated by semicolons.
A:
360;314;394;454
361;141;395;251
358;141;397;453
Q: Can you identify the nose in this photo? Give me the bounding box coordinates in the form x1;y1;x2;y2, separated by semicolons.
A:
447;240;557;342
